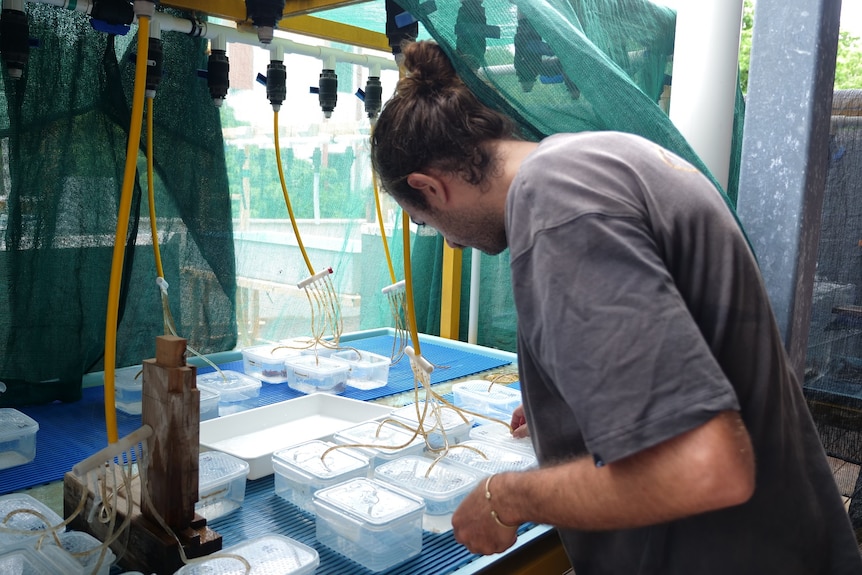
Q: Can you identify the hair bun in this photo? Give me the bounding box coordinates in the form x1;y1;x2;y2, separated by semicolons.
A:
399;40;459;97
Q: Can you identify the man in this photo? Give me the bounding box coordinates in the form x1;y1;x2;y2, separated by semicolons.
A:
371;40;862;573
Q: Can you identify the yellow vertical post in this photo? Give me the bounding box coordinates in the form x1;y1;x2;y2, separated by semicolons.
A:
440;244;462;339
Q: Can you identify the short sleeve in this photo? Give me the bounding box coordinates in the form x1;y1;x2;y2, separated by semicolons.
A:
513;211;740;465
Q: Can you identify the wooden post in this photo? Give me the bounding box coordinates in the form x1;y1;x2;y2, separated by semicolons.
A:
64;335;221;574
141;335;199;530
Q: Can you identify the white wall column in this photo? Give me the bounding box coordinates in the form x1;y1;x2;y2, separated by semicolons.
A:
668;0;744;190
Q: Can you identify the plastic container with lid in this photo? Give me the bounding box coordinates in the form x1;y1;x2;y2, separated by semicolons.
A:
374;455;481;532
198;387;221;422
442;440;537;477
313;477;425;573
390;402;474;449
0;409;39;470
241;344;302;384
0;544;82;575
174;534;319;575
197;370;262;416
196;451;250;520
272;439;369;514
451;379;522;422
53;530;116;575
0;493;65;548
283;355;350;395
332;420;426;467
112;365;144;415
331;349;391;390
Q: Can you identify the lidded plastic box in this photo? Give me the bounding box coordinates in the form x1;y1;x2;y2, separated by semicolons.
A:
197;370;262;416
313;477;425;573
452;379;522;421
374;455;480;517
272;439;369;514
196;451;250;520
443;440;537;477
0;409;39;470
390;402;474;449
331;349;391;390
199;387;221;422
112;365;144;415
241;344;302;384
54;530;116;575
174;534;319;575
0;493;65;548
284;355;349;395
332;420;426;467
0;544;82;575
469;421;535;454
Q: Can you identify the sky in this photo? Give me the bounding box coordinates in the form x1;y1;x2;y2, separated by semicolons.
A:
658;1;861;35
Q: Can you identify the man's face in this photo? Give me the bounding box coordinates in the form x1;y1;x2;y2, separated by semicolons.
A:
400;200;507;255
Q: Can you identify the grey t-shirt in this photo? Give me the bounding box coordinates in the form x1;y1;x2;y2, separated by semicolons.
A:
506;132;861;574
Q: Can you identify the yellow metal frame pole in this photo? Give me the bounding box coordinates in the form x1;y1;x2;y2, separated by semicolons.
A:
439;244;462;339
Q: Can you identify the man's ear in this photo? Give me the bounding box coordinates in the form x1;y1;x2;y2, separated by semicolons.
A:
407;172;448;205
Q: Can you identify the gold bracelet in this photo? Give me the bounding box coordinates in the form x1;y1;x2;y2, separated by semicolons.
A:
484;474;519;529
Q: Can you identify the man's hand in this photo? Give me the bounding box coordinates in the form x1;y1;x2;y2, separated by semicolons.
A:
511;404;529;438
452;475;519;555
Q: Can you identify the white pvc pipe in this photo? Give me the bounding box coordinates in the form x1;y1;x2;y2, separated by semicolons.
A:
467;248;480;344
668;0;744;190
27;0;398;72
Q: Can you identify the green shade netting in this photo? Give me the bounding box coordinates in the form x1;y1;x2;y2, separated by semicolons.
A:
0;6;236;406
0;1;750;405
384;0;745;347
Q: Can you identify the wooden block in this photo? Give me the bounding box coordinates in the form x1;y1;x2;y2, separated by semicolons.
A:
155;335;187;367
64;469;221;575
141;348;200;531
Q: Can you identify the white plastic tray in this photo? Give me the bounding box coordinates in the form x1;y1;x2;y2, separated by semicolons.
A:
200;394;393;479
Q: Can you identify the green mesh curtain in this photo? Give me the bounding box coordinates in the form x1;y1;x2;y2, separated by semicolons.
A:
0;6;236;407
377;0;746;349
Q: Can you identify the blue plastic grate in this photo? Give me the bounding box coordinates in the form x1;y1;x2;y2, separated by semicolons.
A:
0;335;510;495
208;474;532;575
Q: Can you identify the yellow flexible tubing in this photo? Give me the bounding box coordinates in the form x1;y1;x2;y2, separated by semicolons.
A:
402;210;421;356
103;16;151;444
274;110;315;275
372;163;397;284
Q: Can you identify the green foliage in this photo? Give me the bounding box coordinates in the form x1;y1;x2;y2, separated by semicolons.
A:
738;0;755;93
224;144;362;220
738;0;862;92
835;31;862;89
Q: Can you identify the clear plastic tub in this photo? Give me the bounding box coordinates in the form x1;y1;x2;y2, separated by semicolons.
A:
451;379;522;422
332;420;426;467
272;439;369;514
55;530;116;575
332;349;391;390
199;387;221;422
443;440;538;477
390;402;474;449
174;534;319;575
0;409;39;470
0;544;82;575
197;370;262;416
0;493;65;548
469;421;535;454
196;451;250;520
313;477;425;573
374;455;481;529
284;355;350;395
241;344;302;384
112;365;144;415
